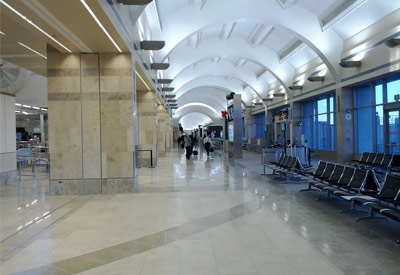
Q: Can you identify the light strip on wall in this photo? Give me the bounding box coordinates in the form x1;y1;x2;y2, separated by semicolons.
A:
80;0;121;53
135;71;151;90
0;0;72;52
0;30;5;35
18;42;47;59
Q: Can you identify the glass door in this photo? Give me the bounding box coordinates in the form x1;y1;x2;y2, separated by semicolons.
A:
387;110;400;154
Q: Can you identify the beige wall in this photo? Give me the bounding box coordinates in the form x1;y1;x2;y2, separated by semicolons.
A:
157;105;167;157
0;93;17;185
137;90;157;167
48;53;136;195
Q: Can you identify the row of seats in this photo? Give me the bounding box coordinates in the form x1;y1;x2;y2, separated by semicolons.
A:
267;155;400;243
351;152;400;174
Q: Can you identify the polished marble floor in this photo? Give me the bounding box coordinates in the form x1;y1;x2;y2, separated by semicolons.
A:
1;148;400;275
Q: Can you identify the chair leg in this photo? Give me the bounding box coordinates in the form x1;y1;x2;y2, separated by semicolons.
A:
316;192;331;201
300;183;318;192
339;201;367;213
356;208;387;222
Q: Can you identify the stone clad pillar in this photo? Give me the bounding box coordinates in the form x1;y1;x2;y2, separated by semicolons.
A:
290;102;302;146
48;53;136;195
0;92;17;185
137;90;157;167
157;104;167;157
336;87;354;162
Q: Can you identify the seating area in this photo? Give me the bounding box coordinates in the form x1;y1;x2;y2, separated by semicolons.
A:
266;154;400;244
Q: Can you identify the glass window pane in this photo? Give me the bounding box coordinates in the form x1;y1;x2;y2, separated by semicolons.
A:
356;107;373;153
375;83;383;105
303;116;312;148
387;77;400;103
375;106;384;153
317;114;327;149
317;98;327;114
388;111;399;154
355;85;372;107
329;95;334;112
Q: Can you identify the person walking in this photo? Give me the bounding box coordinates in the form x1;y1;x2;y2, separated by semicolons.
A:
184;134;193;159
203;134;211;156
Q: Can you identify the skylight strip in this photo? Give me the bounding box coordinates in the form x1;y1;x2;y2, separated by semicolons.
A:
80;0;122;52
0;0;72;52
18;42;47;59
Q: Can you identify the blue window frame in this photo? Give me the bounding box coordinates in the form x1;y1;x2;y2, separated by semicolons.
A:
301;93;336;151
254;112;265;139
354;78;400;153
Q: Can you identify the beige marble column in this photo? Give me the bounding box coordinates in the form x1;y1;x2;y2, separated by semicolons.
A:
157;105;167;157
137;90;157;167
48;53;136;195
99;53;135;193
0;92;17;185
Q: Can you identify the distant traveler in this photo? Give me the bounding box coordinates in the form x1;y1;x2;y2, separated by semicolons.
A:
184;134;193;159
203;134;211;156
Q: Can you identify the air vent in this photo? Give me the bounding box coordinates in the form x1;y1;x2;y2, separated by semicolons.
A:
339;60;361;68
117;0;153;5
140;41;165;50
162;87;174;92
307;76;324;82
158;79;173;84
151;63;170;70
289;85;303;90
262;98;273;102
165;95;176;98
384;38;400;48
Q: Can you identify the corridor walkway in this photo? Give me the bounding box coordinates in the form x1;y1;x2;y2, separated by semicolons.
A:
1;148;399;274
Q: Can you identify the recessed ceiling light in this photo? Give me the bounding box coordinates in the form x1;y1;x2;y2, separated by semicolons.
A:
0;0;72;52
80;0;122;52
18;42;47;59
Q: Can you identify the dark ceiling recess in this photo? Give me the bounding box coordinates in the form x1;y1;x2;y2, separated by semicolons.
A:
140;41;166;50
289;85;302;90
165;95;176;98
158;79;173;84
151;63;170;70
117;0;153;5
262;98;273;102
307;76;324;82
272;93;285;97
384;38;400;48
162;87;174;92
339;60;362;68
254;102;263;106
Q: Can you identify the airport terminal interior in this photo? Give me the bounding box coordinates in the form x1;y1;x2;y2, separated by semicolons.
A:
1;0;400;274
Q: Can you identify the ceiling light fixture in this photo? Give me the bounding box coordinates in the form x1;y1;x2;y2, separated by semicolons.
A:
0;0;72;52
80;0;122;52
18;42;47;59
135;71;151;90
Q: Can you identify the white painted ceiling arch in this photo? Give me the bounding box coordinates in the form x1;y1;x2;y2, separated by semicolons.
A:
176;89;228;112
173;105;222;125
171;60;270;103
178;112;215;130
153;0;343;82
165;36;295;86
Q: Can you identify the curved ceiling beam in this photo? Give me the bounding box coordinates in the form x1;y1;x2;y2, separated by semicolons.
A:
176;85;248;107
176;92;227;113
172;62;268;103
157;0;342;82
173;105;222;122
174;75;261;105
178;112;215;130
168;53;290;98
166;38;294;86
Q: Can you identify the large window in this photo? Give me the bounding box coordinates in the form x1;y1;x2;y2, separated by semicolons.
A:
354;77;400;153
301;93;336;151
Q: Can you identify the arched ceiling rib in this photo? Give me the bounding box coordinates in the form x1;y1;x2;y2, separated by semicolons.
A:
154;0;343;82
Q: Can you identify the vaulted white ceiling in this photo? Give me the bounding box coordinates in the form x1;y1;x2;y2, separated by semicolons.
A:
132;0;399;127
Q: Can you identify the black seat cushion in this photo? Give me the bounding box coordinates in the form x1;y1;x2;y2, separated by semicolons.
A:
380;209;400;222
